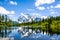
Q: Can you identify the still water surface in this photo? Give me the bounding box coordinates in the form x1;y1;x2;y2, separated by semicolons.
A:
8;27;60;40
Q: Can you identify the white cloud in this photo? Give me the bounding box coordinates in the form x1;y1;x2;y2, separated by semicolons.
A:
27;9;35;11
35;0;55;7
54;4;60;8
32;13;41;18
47;6;54;9
50;6;54;8
51;11;57;14
0;6;15;14
47;7;50;9
41;16;47;19
9;1;17;5
10;11;15;14
35;0;55;10
50;9;57;14
47;4;60;9
37;6;45;10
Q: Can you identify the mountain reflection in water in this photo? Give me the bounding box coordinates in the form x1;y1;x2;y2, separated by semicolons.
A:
8;27;60;40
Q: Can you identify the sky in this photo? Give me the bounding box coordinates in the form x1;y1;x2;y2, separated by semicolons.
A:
0;0;60;21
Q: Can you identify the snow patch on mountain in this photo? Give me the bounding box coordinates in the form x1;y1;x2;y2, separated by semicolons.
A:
18;13;47;23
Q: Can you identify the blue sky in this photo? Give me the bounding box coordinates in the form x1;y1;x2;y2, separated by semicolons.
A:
0;0;60;21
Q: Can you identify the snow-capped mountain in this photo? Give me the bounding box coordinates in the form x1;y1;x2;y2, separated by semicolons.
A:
18;13;41;23
18;13;31;23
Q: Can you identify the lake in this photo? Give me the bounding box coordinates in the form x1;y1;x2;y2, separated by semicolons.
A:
0;26;60;40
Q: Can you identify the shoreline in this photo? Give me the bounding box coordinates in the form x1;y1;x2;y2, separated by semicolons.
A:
0;37;9;40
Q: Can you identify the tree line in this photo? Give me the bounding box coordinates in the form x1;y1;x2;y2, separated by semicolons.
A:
0;14;60;34
0;14;18;35
19;16;60;34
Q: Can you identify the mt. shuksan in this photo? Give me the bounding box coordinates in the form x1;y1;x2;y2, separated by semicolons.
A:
18;13;41;23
